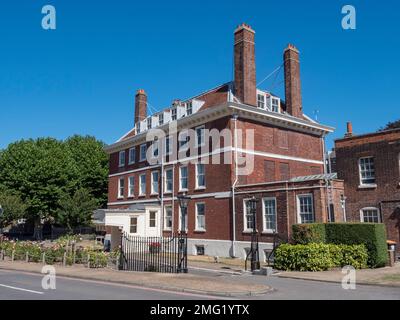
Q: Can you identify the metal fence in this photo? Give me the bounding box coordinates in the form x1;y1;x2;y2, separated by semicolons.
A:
119;232;188;273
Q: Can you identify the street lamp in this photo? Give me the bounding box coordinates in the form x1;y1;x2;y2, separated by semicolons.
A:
0;205;3;236
248;196;260;272
176;193;190;273
177;193;190;234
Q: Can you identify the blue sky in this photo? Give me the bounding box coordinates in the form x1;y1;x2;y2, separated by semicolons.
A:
0;0;399;150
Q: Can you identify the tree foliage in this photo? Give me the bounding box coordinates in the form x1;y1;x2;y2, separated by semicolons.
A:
380;119;400;131
56;188;98;231
0;187;26;228
0;136;108;227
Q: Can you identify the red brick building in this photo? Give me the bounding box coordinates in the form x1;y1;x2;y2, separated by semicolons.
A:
334;124;400;256
103;24;345;260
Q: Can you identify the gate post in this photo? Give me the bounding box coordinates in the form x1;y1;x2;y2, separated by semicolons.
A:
118;229;124;270
177;233;188;273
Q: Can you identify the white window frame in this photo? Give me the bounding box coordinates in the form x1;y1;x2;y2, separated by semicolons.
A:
359;156;376;186
360;207;381;223
118;151;125;167
257;94;265;109
178;206;188;232
147;117;152;130
178;130;189;151
139;144;147;162
139;173;146;196
186;101;193;115
164;205;173;231
164;168;173;193
262;197;277;233
179;166;188;191
152;139;159;159
149;211;157;228
243;199;255;232
297;194;315;224
129;216;138;234
195;125;205;147
118;178;125;199
151;171;159;195
195;163;206;189
171;107;177;121
165;136;172;156
158;113;164;126
128;176;134;198
271;97;280;112
195;202;206;231
128;147;136;164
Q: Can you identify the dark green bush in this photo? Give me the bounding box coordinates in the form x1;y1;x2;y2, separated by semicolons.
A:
274;243;368;271
325;223;387;268
292;223;388;268
292;224;326;244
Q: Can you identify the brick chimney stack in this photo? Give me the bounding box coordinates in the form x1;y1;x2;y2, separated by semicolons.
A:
284;44;302;118
134;89;147;124
345;121;353;137
234;23;257;106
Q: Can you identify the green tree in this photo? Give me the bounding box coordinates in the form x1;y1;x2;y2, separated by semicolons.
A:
65;135;109;207
0;188;26;229
380;119;400;131
0;136;109;234
56;188;98;231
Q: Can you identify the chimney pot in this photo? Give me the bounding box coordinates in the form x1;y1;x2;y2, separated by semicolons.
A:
234;23;256;106
284;44;302;118
134;89;147;124
345;122;353;137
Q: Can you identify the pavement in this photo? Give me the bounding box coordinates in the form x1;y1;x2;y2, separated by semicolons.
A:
277;263;400;287
0;261;271;297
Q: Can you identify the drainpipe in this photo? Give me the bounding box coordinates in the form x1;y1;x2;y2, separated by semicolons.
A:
231;114;239;257
160;156;164;237
322;134;332;223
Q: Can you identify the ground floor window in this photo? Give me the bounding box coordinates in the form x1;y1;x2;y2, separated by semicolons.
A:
244;200;254;231
130;217;138;234
149;211;157;228
164;206;172;230
263;198;277;232
297;194;315;223
361;208;380;223
195;245;205;256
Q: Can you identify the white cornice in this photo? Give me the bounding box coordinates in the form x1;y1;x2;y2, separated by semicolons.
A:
104;102;334;154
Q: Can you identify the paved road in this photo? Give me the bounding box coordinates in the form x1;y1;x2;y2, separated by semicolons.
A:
0;269;399;300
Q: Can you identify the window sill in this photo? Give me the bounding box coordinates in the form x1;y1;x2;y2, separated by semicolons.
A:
178;189;188;193
194;229;206;233
164;191;172;195
262;231;277;235
194;187;206;191
138;194;146;198
150;193;159;196
358;184;377;189
163;228;172;232
242;229;258;234
127;196;134;199
117;197;124;200
128;162;135;165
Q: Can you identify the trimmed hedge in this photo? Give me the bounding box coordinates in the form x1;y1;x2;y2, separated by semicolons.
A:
292;224;326;244
292;223;388;268
274;243;368;271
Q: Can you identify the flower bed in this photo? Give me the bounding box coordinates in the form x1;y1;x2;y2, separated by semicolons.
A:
0;239;118;268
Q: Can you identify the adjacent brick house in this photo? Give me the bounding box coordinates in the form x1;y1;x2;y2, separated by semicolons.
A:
334;124;400;256
103;24;345;260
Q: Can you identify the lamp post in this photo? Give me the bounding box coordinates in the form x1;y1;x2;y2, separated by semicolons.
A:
176;193;190;273
248;196;260;272
340;194;347;222
177;193;190;234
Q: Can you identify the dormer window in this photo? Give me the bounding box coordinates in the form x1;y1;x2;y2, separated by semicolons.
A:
158;113;164;126
257;94;265;109
271;98;280;112
171;108;177;121
147;118;152;130
186;102;193;115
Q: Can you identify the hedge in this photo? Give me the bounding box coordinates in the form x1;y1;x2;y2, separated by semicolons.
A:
292;223;388;268
274;243;368;271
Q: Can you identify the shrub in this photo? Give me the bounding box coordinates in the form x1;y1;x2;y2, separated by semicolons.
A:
274;243;368;271
292;224;326;244
325;223;387;268
292;223;388;268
